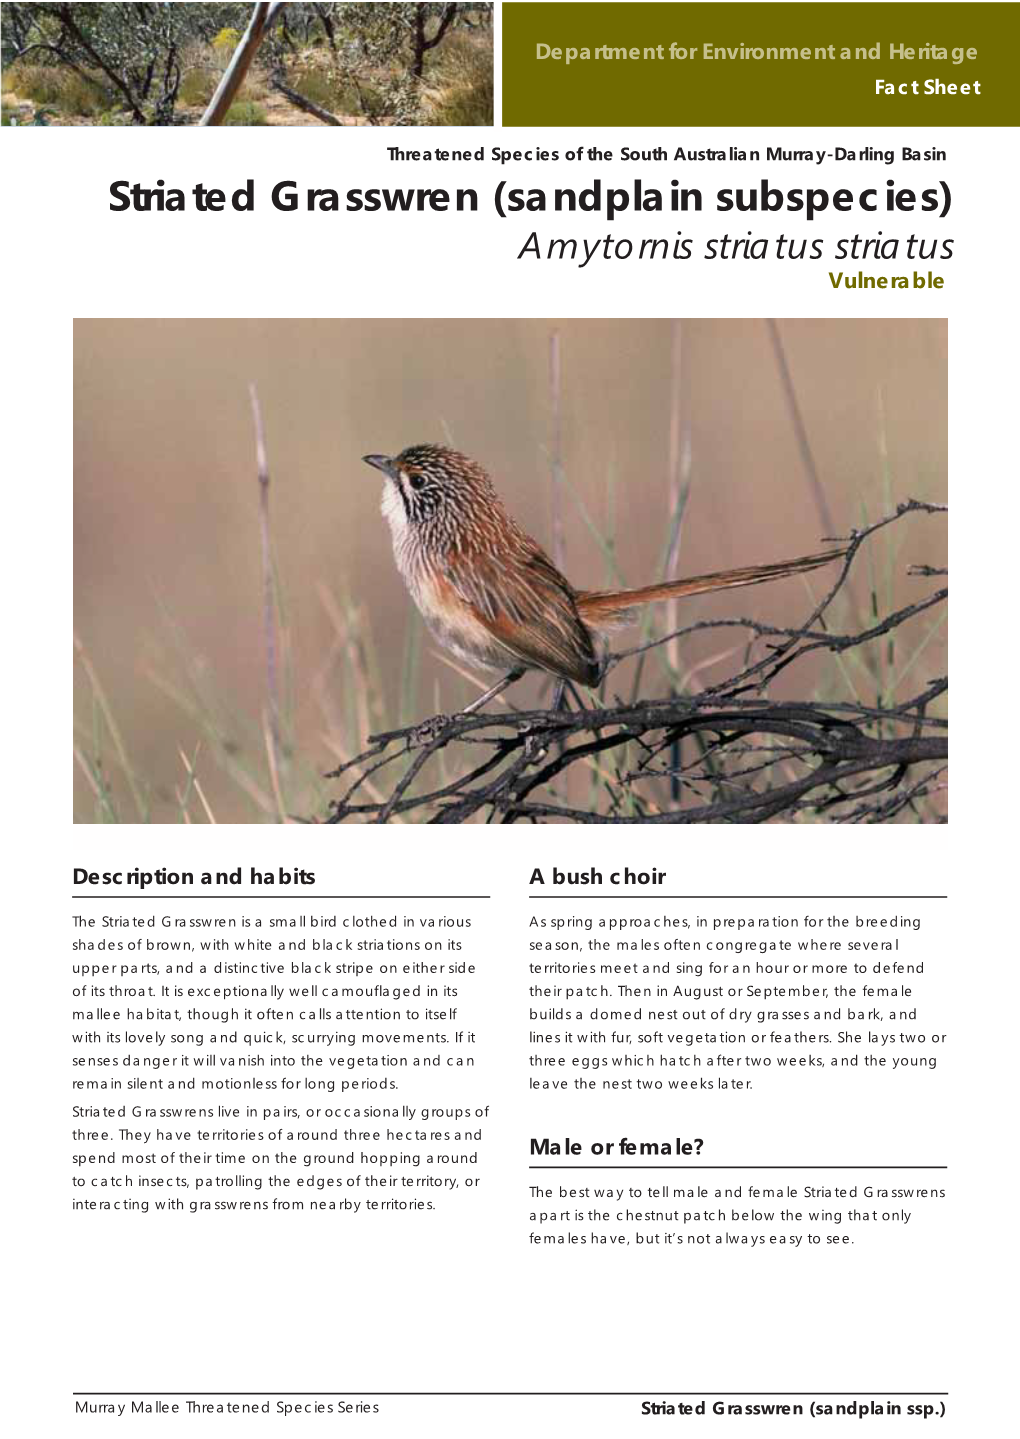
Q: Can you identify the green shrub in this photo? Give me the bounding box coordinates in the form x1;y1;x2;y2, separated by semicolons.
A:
178;68;217;107
284;56;387;117
5;62;59;102
335;78;385;115
5;60;110;116
239;72;269;102
223;100;268;126
286;62;337;110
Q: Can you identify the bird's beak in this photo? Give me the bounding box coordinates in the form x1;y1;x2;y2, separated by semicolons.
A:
362;454;397;479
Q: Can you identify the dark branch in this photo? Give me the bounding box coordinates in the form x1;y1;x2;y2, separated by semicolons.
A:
269;73;344;125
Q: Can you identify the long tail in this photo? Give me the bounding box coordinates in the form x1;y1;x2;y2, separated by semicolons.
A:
576;549;845;630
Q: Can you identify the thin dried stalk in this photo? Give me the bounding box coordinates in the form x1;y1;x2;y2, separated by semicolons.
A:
249;383;281;769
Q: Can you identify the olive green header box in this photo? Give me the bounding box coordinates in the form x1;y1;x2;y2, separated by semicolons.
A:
502;2;1018;126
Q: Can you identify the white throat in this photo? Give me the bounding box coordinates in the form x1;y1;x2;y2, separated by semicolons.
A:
380;477;407;541
380;477;416;585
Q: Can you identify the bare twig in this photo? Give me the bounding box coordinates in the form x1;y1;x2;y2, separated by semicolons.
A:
766;319;836;537
249;383;281;766
663;320;688;632
548;329;566;572
178;746;217;824
263;713;288;823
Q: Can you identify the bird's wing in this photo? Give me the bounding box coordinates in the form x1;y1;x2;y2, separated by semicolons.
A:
442;544;600;686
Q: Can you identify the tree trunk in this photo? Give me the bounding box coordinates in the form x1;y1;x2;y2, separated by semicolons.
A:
200;1;283;126
412;3;459;80
412;7;427;78
313;4;337;54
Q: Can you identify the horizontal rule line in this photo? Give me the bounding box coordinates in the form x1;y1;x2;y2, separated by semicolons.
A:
529;1165;946;1170
73;1392;949;1398
71;895;491;901
529;895;947;900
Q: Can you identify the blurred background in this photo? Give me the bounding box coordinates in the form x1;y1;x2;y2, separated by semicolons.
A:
73;318;948;822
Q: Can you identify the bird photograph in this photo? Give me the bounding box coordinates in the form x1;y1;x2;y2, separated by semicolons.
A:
361;444;845;714
73;319;947;823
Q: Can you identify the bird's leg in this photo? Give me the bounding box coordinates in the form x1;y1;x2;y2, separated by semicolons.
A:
410;669;526;745
546;677;574;756
460;668;526;715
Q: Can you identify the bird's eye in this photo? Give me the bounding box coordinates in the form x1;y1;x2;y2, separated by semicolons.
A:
407;471;426;491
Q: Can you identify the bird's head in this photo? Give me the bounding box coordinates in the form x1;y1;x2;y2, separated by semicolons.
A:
362;444;496;534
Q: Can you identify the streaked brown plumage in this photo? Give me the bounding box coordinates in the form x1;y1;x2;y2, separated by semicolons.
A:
363;445;844;712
